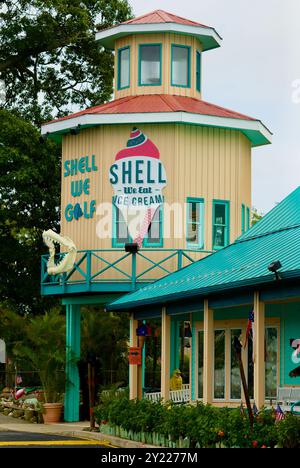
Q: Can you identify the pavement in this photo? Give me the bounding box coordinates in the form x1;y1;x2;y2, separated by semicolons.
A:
0;413;155;448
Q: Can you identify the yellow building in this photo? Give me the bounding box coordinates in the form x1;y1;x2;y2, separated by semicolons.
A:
41;9;272;421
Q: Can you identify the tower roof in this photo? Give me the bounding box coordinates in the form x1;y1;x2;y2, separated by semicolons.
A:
96;9;222;52
41;94;272;147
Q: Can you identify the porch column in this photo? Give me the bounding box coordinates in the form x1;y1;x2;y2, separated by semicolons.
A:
253;291;265;408
64;304;81;422
161;307;171;401
203;300;214;404
129;314;142;399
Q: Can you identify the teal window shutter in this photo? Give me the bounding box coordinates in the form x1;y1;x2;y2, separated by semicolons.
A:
212;200;230;249
117;46;130;90
196;51;201;92
186;198;204;248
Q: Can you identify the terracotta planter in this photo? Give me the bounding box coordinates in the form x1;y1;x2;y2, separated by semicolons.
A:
43;403;63;424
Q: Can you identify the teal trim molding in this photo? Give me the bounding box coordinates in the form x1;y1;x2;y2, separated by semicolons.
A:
64;304;81;422
171;44;191;88
138;43;162;87
117;46;130;90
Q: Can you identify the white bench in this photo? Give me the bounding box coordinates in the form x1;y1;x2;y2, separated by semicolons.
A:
144;384;190;403
276;387;300;412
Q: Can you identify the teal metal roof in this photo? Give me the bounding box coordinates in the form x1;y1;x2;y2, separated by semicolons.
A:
109;186;300;310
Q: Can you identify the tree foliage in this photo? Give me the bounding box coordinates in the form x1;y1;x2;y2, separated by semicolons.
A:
0;109;60;313
0;0;132;124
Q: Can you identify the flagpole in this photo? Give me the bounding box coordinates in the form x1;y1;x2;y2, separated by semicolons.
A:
234;336;254;428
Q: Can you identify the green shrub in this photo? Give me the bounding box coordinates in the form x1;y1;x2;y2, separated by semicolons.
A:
277;414;300;448
94;396;288;448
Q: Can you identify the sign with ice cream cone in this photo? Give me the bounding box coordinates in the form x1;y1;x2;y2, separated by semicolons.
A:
109;128;167;246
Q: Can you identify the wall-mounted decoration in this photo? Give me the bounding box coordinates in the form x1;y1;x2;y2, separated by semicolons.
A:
42;229;77;275
109;127;167;246
128;347;142;365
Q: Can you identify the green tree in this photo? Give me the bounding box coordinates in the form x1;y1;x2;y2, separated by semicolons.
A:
0;109;60;314
0;0;132;124
252;207;263;226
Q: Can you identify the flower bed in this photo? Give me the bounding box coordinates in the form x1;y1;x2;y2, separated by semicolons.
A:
94;396;300;448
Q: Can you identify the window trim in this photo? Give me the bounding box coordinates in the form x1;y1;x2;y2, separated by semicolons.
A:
196;50;201;92
138;43;162;87
186;197;205;249
212;200;230;250
171;44;191;88
117;46;130;91
143;206;164;248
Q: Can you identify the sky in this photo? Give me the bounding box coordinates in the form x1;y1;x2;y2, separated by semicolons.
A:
129;0;300;215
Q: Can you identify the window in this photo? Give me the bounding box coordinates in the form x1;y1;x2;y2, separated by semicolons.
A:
230;329;242;399
265;327;278;399
198;330;204;399
246;207;251;231
214;330;226;399
186;198;204;248
144;207;163;247
241;204;245;234
139;44;162;86
196;51;201;92
113;205;130;247
212;200;230;249
117;47;130;90
171;45;190;88
113;204;163;248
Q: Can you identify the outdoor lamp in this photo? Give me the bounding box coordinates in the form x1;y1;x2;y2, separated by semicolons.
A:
125;243;139;253
268;260;282;280
70;124;81;136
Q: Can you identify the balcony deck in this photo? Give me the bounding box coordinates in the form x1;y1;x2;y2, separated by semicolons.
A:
41;249;210;296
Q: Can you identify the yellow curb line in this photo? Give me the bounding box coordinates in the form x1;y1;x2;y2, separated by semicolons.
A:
0;440;114;447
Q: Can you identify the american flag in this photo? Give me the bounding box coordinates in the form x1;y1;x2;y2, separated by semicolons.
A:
244;309;254;349
275;404;285;422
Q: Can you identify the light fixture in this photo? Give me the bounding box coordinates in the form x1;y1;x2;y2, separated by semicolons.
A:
125;243;139;254
39;132;49;144
70;124;81;136
268;260;282;280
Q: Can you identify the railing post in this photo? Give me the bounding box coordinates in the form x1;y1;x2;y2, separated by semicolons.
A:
131;252;137;290
178;250;183;270
86;251;91;292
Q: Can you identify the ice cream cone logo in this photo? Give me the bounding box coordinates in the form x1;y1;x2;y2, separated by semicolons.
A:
109;128;167;246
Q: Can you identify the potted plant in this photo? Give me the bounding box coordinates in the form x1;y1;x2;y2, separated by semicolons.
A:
14;309;66;423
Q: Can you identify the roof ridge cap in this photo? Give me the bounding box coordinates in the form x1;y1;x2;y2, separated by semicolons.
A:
159;94;178;111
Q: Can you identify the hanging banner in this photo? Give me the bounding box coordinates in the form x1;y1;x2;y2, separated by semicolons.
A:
109;127;167;246
128;347;142;365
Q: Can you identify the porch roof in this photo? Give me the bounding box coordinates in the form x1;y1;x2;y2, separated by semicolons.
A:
108;186;300;311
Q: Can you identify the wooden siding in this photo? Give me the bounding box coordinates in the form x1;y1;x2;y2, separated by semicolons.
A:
114;33;203;100
60;124;251;279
